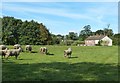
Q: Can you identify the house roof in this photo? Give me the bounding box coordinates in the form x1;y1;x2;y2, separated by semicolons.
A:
85;35;106;40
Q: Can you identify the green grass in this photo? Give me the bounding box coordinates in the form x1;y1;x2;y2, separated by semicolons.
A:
2;45;118;81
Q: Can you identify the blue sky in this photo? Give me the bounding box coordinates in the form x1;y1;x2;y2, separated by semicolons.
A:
1;2;118;35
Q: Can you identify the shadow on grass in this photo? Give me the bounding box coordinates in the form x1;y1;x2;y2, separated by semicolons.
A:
24;51;38;53
2;62;118;81
46;52;54;55
68;56;78;59
31;51;38;53
18;59;33;60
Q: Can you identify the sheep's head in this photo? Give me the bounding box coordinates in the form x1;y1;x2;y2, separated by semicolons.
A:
18;47;22;52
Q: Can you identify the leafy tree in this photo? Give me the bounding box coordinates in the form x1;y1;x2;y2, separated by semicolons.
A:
2;16;52;45
0;17;2;44
79;25;92;41
56;34;64;40
104;28;113;37
51;34;63;45
39;23;52;45
103;24;113;37
112;33;120;45
2;16;20;45
95;30;104;35
68;32;78;40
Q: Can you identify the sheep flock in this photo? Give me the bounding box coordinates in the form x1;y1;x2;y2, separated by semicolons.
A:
0;44;72;59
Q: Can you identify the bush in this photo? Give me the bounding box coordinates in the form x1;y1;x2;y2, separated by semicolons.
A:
71;41;83;46
60;40;74;46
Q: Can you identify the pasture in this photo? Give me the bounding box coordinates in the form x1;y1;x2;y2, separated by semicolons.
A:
2;45;118;81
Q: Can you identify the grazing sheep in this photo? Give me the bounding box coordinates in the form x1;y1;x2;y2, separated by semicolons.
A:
64;47;72;58
5;47;22;59
25;45;32;52
14;44;23;52
14;44;21;49
0;45;7;50
40;47;47;54
0;48;8;58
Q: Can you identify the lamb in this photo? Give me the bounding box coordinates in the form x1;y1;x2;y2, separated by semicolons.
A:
0;45;7;50
64;47;72;58
25;45;32;52
5;47;22;59
40;47;48;54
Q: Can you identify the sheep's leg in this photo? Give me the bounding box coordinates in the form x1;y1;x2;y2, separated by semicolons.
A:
26;48;28;52
64;52;66;57
67;53;70;58
30;49;32;52
40;49;42;53
45;49;48;55
64;51;66;57
67;55;69;58
69;54;71;58
5;55;10;59
1;55;4;59
64;54;67;57
3;55;5;59
15;55;18;59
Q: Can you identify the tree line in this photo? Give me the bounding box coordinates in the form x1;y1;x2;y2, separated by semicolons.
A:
1;16;52;45
0;16;120;45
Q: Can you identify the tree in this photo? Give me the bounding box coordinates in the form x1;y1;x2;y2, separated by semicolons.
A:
39;23;52;45
2;16;21;45
112;33;120;45
79;25;92;41
0;17;2;44
68;32;78;40
56;34;64;40
95;30;104;35
103;24;113;37
2;16;52;45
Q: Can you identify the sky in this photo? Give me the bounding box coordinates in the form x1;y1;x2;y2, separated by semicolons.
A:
1;1;118;35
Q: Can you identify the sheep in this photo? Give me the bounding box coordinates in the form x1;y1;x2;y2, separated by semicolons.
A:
0;45;7;50
25;45;32;52
14;44;21;49
40;47;48;54
14;44;23;52
0;48;8;58
5;47;22;59
64;47;72;58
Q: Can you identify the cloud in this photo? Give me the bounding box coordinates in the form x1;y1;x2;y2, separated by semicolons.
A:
2;2;118;34
3;3;90;20
2;2;117;26
2;2;107;23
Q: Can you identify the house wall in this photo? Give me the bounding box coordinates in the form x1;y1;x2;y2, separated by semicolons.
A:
85;40;95;46
101;36;112;46
95;40;99;44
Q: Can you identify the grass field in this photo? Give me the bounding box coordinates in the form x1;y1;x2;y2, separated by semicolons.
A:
2;45;118;81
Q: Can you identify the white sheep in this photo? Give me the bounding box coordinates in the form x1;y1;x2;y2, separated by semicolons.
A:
64;47;72;58
14;44;23;52
14;44;21;49
5;47;22;59
0;48;8;58
40;47;48;54
0;45;7;50
25;45;32;52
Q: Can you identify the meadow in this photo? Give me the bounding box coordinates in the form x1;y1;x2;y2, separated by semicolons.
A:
2;45;118;81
